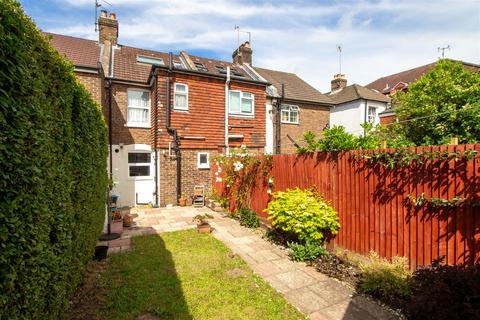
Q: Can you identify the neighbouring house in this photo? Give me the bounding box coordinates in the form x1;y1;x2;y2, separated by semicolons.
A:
366;59;480;124
328;74;391;135
252;67;333;154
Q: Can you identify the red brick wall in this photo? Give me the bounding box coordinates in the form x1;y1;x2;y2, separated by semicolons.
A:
276;100;330;154
154;72;267;150
380;114;396;125
76;71;103;105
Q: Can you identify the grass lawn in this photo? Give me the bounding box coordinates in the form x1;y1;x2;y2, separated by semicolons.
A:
94;229;306;319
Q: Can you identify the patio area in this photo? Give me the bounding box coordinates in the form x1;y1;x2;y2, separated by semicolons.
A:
104;206;398;320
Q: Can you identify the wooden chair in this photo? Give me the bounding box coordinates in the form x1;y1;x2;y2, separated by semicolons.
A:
192;185;205;207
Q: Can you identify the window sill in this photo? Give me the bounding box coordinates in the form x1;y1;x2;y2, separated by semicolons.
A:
128;176;154;181
125;123;151;128
229;113;255;119
173;109;189;113
281;122;300;125
198;166;210;170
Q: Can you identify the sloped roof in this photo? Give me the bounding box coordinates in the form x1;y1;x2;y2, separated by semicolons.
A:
254;67;333;105
366;60;480;93
43;32;100;69
328;84;391;104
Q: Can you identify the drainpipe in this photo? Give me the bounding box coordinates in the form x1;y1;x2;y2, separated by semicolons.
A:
225;66;231;155
364;99;368;135
275;84;284;154
166;53;181;204
153;69;159;207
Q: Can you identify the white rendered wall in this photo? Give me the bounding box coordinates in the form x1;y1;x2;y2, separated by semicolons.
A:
265;98;274;154
330;100;387;136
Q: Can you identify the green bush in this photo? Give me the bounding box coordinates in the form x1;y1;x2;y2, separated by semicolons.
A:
0;1;108;319
266;188;340;243
358;251;411;302
287;241;328;262
238;207;260;228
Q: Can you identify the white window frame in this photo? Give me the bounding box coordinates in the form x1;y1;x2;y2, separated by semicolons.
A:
281;104;299;124
126;88;151;128
197;152;210;169
127;151;153;180
229;90;254;116
173;83;189;111
367;106;377;124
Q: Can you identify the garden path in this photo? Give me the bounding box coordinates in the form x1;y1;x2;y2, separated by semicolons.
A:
104;207;398;320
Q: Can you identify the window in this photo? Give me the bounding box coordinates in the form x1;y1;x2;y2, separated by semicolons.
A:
281;104;299;124
367;106;377;123
174;83;188;111
230;68;244;77
173;60;185;69
193;61;208;72
128;152;151;178
127;90;150;127
215;65;227;74
197;152;210;169
229;90;254;116
136;55;164;66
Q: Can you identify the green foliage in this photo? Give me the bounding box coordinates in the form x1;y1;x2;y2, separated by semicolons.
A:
318;125;358;151
358;251;411;301
395;59;480;145
238;207;260;228
287;241;328;262
266;188;340;243
0;1;108;318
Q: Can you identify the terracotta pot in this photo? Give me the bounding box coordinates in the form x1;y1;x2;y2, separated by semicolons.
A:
110;219;123;234
197;222;211;233
179;197;187;207
123;214;133;227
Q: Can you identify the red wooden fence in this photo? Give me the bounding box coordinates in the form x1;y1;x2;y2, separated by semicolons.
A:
212;144;480;269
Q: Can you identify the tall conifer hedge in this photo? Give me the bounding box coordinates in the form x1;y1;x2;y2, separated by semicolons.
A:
0;1;108;318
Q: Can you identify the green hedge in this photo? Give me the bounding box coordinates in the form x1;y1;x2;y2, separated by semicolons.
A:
0;1;108;318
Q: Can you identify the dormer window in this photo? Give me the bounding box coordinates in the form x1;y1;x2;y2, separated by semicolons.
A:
193;62;208;72
173;60;185;69
136;55;164;66
230;68;244;77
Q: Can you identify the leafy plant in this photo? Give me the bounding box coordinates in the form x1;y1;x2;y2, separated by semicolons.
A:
266;188;340;243
192;214;214;225
238;207;260;228
395;59;480;145
358;251;411;302
407;260;480;320
287;241;328;262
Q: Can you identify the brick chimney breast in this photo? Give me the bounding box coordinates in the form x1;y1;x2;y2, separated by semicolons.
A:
98;12;118;46
331;74;347;91
232;41;252;65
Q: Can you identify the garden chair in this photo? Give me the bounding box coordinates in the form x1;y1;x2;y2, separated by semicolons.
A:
192;185;205;207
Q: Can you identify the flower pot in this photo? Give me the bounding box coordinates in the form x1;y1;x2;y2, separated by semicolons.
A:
94;245;108;261
111;219;123;234
179;198;187;207
197;222;211;233
123;213;133;227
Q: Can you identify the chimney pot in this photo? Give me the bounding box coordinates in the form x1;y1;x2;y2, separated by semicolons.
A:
331;74;347;91
232;41;253;65
101;10;107;17
109;12;116;20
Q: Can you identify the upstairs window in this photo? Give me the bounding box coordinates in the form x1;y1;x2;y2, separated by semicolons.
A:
127;89;150;127
229;90;254;116
174;83;188;111
193;61;208;72
281;104;299;124
367;106;377;123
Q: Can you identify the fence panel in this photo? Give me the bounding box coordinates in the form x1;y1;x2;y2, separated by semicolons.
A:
213;144;480;268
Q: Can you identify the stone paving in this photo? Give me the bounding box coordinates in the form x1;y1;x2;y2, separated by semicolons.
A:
103;206;398;320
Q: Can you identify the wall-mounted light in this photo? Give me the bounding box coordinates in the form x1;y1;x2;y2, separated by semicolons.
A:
119;143;124;149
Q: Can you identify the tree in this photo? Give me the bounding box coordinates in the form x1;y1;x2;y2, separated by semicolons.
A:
395;60;480;145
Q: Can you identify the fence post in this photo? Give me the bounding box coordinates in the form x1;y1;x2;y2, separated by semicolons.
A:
450;137;459;145
380;140;387;149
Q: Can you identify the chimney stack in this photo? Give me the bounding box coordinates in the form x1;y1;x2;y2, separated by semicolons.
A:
232;41;253;65
98;11;118;46
331;74;347;91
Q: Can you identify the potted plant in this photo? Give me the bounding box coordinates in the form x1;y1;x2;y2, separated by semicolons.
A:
123;209;133;227
110;209;123;234
193;213;214;233
179;194;187;207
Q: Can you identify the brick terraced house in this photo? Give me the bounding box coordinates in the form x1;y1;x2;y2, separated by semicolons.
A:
46;11;331;206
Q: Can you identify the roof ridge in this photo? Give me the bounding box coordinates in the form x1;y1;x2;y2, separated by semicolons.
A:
43;31;97;43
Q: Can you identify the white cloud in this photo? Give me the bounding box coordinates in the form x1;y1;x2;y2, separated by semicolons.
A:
48;0;480;92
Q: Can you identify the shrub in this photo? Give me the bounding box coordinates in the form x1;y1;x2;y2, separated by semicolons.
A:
407;262;480;320
358;251;411;303
287;241;328;262
238;207;260;228
266;188;340;243
0;1;108;318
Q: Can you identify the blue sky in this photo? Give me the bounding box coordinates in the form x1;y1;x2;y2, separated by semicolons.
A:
20;0;480;92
